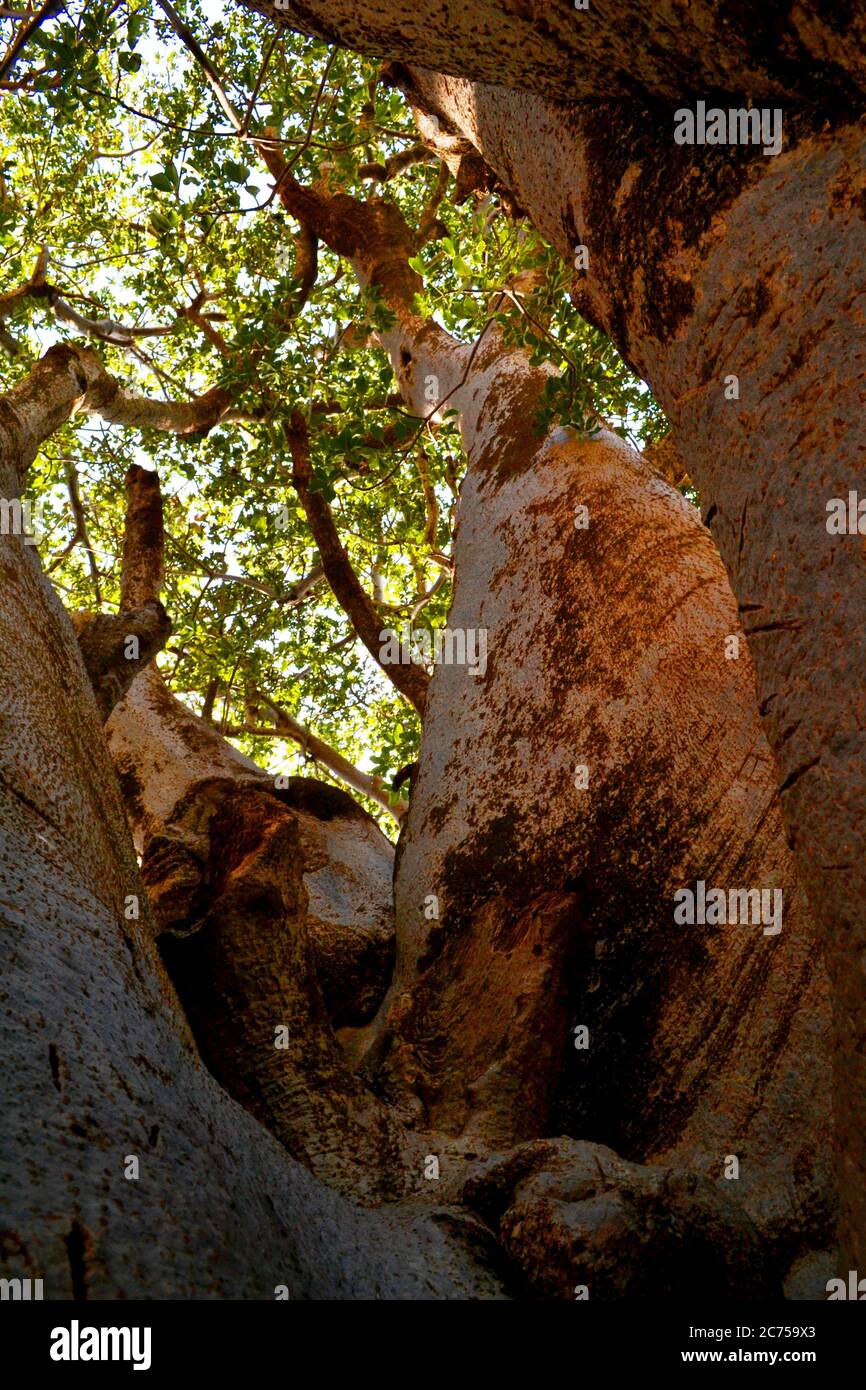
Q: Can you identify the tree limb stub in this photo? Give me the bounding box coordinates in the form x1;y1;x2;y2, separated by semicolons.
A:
121;464;166;611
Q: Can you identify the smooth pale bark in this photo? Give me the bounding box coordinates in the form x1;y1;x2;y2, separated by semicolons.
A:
250;0;866;104
0;358;509;1298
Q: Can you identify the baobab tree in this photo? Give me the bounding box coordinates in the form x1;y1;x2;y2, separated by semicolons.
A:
0;0;852;1297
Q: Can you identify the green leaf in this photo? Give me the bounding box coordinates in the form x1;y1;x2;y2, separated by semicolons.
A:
223;160;251;185
127;11;148;48
149;166;178;193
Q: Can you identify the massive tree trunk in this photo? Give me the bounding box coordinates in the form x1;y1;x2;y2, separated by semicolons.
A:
69;144;828;1289
352;286;833;1273
400;70;866;1270
1;35;851;1289
251;0;866;1270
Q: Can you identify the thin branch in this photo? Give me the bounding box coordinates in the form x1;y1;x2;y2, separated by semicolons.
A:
419;161;451;243
64;460;102;604
242;688;404;823
166;554;326;608
200;675;219;724
155;1;320;320
414;447;438;548
410;568;446;623
0;0;62;86
239;26;281;136
287;410;429;716
154;0;242;134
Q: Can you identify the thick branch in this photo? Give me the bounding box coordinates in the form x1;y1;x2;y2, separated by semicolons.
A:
82;375;232;435
156;780;412;1201
106;666;417;1201
0;344;233;500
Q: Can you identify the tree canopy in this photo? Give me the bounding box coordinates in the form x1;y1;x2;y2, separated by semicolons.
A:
0;0;668;825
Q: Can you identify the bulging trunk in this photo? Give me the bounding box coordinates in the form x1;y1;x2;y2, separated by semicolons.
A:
106;666;419;1203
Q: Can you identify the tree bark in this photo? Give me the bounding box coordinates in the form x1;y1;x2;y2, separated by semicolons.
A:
251;1;866;105
106;665;425;1203
236;157;834;1267
2;24;855;1284
351;312;833;1268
